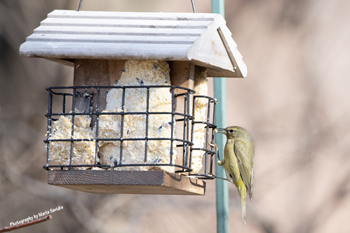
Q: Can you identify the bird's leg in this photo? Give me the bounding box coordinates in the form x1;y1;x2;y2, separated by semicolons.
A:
209;142;224;164
208;142;227;179
208;170;235;183
209;174;230;182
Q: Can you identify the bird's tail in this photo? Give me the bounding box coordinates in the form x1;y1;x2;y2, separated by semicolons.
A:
241;194;247;224
237;180;247;224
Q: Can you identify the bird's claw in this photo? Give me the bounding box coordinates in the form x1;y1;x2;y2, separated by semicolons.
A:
208;172;215;177
209;142;218;150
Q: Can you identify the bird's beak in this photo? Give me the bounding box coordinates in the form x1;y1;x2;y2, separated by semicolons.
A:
214;128;226;135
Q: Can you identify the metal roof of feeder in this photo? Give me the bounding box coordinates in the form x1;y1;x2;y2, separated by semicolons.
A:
19;10;247;78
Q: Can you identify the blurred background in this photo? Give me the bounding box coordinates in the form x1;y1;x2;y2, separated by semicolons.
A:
1;0;350;232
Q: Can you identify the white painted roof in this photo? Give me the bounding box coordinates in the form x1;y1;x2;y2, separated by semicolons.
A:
19;10;247;77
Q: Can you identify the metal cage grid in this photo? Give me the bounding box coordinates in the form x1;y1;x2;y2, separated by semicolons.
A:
44;85;216;178
189;95;217;179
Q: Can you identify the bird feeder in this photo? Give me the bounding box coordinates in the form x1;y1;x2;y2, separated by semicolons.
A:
19;10;247;195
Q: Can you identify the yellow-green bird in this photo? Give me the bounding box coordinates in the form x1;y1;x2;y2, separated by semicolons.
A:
215;126;255;224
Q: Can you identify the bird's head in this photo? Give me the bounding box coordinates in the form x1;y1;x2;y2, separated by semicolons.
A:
215;126;251;140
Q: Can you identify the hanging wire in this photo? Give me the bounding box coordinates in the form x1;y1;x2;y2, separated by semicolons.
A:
78;0;195;12
191;0;196;13
77;0;84;11
78;0;194;13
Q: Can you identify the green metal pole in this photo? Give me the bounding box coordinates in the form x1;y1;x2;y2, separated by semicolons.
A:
212;1;229;233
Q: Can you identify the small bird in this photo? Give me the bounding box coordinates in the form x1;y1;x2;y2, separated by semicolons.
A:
214;126;255;224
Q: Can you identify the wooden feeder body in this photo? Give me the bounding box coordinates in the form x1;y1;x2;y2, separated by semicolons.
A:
19;10;247;195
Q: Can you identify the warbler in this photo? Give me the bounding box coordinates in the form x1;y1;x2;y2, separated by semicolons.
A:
214;126;255;224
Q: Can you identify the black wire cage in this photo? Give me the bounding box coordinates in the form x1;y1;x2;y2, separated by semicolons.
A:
44;85;217;180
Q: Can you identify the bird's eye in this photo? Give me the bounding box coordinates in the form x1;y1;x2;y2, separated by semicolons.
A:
229;129;234;133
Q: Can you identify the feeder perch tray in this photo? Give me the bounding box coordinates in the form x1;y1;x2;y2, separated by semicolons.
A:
49;170;205;195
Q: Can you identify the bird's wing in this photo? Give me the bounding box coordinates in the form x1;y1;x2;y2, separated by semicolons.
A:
234;140;254;192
